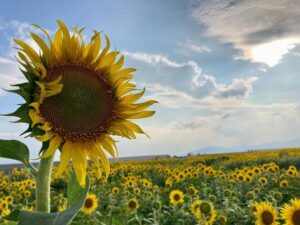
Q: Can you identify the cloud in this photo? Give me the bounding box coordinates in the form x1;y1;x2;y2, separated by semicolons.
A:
0;20;46;58
123;51;258;111
214;76;258;99
123;51;202;89
178;39;211;55
192;0;300;66
0;57;24;96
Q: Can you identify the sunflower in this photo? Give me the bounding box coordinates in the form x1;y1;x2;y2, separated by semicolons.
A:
9;20;157;187
81;193;98;214
188;186;198;196
169;189;184;206
281;198;300;225
134;187;141;195
254;202;278;225
191;199;202;215
259;177;268;186
194;201;216;225
127;198;139;211
112;187;120;194
280;180;288;188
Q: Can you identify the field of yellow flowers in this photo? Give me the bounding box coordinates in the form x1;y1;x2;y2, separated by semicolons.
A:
1;148;300;225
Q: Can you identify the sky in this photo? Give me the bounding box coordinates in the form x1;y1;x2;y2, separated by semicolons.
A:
1;0;300;163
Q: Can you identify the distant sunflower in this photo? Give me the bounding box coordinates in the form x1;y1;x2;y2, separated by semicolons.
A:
281;198;300;225
280;180;288;188
191;199;202;215
9;20;157;187
112;187;120;194
199;201;217;225
254;202;278;225
259;177;268;186
188;186;198;196
127;198;139;211
134;187;141;195
169;189;184;206
81;194;98;214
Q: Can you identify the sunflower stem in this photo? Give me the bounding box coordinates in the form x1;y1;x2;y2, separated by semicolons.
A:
36;155;54;212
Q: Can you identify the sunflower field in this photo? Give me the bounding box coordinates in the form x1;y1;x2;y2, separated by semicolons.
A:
0;148;300;225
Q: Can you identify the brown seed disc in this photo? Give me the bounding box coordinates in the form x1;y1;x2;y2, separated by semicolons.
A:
40;64;115;142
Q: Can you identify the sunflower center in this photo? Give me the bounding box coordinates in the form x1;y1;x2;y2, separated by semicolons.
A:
293;210;300;225
173;194;180;201
84;198;94;208
40;65;114;142
128;200;137;209
261;211;274;225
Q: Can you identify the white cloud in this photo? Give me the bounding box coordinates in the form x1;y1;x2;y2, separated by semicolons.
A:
123;51;203;90
192;0;300;66
178;39;211;55
124;51;258;100
0;57;24;96
213;76;258;99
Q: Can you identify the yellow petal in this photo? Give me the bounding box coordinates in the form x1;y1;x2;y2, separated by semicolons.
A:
13;39;40;63
36;82;46;103
57;20;70;41
94;143;110;177
55;142;72;177
45;76;62;88
42;136;62;158
100;137;116;157
121;110;156;119
30;32;51;64
29;109;44;126
71;143;87;187
36;132;54;142
120;120;148;137
110;55;124;73
84;143;102;179
37;122;51;132
17;52;40;77
29;102;40;111
33;24;56;64
119;88;145;103
96;51;118;70
45;84;63;98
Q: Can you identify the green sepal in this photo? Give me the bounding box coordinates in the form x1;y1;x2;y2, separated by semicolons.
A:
6;87;31;102
31;126;45;137
20;125;33;136
0;139;30;167
38;140;50;156
4;103;31;124
5;173;90;225
20;69;38;85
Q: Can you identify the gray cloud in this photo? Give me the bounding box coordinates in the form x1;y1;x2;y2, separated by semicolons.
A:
124;51;258;105
192;0;300;66
214;77;258;99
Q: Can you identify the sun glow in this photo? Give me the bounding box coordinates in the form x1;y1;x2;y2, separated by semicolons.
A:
250;38;300;67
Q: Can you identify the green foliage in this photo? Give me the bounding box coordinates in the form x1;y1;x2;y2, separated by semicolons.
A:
5;173;90;225
0;140;30;167
0;222;18;225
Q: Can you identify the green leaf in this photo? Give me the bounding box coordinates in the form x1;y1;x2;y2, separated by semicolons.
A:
5;173;90;225
55;173;90;224
4;104;31;124
0;222;18;225
0;140;30;167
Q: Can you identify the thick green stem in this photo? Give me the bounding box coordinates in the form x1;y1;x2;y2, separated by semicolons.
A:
36;155;54;212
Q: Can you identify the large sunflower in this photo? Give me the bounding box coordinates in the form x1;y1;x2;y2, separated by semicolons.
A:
281;198;300;225
9;20;157;187
254;202;279;225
